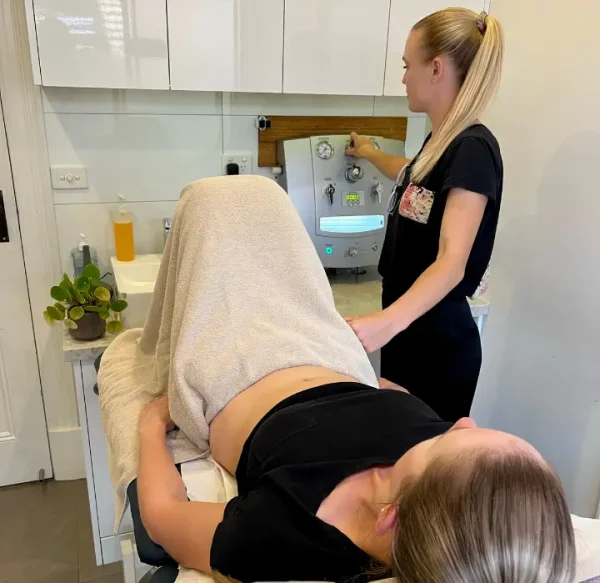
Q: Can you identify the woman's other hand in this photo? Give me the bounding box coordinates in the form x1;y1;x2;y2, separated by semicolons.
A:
345;132;376;159
345;310;399;353
140;395;175;434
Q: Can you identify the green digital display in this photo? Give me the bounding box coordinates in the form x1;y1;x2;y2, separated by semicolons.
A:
345;193;361;202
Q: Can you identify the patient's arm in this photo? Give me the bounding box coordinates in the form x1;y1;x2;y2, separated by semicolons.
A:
137;397;225;573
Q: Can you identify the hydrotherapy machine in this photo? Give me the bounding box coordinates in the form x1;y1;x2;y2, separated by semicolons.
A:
278;135;405;269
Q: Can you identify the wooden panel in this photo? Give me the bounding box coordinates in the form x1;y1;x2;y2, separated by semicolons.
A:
258;116;408;167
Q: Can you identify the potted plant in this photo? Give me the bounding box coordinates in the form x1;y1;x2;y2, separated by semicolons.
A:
44;264;127;341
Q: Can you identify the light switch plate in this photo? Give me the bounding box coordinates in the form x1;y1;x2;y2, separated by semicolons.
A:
222;152;252;175
50;165;89;190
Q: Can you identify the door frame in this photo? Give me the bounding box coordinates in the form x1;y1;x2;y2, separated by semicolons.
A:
0;0;83;479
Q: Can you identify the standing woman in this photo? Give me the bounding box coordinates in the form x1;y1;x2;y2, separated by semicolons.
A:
345;8;504;422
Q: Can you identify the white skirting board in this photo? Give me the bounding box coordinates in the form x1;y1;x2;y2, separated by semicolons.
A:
48;427;85;480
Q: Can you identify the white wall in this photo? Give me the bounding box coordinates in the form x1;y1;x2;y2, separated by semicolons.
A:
43;88;426;276
472;1;600;518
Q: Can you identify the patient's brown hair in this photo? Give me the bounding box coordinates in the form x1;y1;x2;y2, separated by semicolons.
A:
391;450;576;583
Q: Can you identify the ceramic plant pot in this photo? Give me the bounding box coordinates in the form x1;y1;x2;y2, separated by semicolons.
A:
68;312;106;341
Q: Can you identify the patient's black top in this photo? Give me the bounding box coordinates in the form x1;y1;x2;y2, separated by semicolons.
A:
210;382;451;582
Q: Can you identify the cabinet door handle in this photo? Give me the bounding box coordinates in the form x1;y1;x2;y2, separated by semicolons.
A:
0;191;8;243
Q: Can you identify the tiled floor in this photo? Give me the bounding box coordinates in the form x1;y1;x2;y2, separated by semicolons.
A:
0;479;123;583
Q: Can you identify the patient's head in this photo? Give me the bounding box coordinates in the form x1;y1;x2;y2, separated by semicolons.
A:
378;419;576;583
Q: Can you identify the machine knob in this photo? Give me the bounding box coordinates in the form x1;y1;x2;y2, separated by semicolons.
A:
324;184;335;205
348;247;358;257
371;182;383;203
345;165;364;183
372;244;379;252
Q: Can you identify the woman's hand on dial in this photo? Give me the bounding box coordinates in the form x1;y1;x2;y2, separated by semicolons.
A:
345;132;376;159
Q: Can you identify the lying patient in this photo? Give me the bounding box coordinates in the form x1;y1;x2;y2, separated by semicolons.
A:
138;370;575;583
128;177;574;582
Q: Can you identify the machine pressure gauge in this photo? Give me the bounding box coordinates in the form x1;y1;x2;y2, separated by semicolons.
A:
316;140;334;160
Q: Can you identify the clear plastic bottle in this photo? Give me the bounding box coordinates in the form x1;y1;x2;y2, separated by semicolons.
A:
112;194;135;262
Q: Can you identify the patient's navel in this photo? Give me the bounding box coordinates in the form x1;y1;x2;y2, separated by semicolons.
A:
302;376;318;383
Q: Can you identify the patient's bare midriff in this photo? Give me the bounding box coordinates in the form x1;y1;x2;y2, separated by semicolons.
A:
209;366;358;475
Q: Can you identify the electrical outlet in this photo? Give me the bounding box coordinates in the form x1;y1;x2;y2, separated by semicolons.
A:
222;153;252;176
51;165;89;190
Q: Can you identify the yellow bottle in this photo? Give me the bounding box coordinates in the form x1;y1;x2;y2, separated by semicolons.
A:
113;195;135;262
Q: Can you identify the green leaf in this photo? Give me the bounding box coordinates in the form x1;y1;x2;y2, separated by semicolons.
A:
71;286;85;305
54;302;66;313
50;286;67;302
82;263;101;280
106;320;123;335
62;273;72;285
69;306;85;321
98;309;110;320
64;319;78;330
110;299;128;312
43;310;54;326
47;305;64;321
58;281;73;303
75;276;91;292
94;287;111;302
84;305;104;313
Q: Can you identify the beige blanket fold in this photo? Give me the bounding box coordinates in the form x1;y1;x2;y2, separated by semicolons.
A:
99;175;378;529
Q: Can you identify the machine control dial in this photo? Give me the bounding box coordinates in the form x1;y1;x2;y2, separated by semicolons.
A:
316;140;334;160
345;165;364;183
324;183;335;205
348;247;358;257
371;182;383;203
372;244;379;252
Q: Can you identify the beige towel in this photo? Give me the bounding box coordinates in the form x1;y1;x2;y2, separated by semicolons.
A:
99;175;378;528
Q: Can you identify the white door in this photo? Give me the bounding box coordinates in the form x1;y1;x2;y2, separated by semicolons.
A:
384;0;486;96
0;92;52;486
283;0;390;96
168;0;284;93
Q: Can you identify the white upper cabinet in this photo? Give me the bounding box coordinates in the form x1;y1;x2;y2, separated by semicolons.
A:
33;0;169;89
283;0;391;96
168;0;284;93
384;0;485;96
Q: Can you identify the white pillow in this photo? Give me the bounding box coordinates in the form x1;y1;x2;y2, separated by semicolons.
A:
573;514;600;583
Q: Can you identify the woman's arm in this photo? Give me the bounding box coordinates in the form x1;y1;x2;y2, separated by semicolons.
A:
345;132;411;181
137;397;225;573
347;188;487;352
385;188;487;330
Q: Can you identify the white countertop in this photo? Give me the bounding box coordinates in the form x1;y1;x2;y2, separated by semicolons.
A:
63;331;115;363
64;275;489;362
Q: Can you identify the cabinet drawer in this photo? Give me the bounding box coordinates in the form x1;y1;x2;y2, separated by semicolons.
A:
33;0;169;89
283;0;390;96
168;0;284;92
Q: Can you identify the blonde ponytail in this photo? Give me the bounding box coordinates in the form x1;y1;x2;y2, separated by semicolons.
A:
410;9;504;184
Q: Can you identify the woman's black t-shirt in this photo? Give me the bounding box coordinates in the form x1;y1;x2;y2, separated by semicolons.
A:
210;383;451;582
379;124;503;298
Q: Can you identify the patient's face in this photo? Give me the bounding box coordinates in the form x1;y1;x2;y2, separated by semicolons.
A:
388;418;544;499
